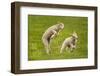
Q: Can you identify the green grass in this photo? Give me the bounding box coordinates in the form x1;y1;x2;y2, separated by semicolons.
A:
28;15;88;61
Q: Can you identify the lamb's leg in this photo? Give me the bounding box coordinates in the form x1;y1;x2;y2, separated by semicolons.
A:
42;38;50;54
51;30;57;39
70;44;74;52
60;43;66;54
45;44;50;54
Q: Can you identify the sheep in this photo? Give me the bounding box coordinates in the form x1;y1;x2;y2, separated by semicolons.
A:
60;32;78;53
42;22;64;54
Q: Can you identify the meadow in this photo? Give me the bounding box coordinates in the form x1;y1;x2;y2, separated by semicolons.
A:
28;15;88;60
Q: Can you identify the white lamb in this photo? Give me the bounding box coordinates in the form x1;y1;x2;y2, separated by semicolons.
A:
42;22;64;54
60;32;78;53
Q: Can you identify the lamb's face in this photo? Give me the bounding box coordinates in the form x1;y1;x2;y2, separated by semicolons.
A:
72;32;78;39
58;23;64;29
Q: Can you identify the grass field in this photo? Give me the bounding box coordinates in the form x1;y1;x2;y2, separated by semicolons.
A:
28;15;88;61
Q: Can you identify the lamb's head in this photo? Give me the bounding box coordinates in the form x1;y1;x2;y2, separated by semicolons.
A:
58;23;64;29
72;32;78;39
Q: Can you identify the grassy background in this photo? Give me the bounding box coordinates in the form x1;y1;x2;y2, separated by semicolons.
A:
28;15;88;61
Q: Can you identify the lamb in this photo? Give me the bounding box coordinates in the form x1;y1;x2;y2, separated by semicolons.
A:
42;22;64;54
60;32;78;53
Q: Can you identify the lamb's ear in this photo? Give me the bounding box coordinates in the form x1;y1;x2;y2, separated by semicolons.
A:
71;33;73;36
73;31;76;34
72;34;74;37
73;31;77;36
71;31;75;37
